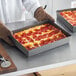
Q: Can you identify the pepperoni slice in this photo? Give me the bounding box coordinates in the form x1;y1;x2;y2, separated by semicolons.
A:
73;10;76;13
25;36;31;41
28;38;34;42
46;38;51;43
72;24;76;26
40;27;45;30
20;41;26;44
42;34;47;39
29;31;33;34
48;32;54;37
13;35;19;39
25;45;36;50
34;43;39;47
43;40;49;45
38;35;42;40
58;33;66;38
56;37;62;40
37;30;42;34
21;33;27;37
30;47;36;50
48;29;59;37
25;45;31;50
60;12;64;16
45;23;50;26
55;29;60;33
40;39;50;46
33;32;37;35
51;30;60;35
26;36;34;42
49;39;54;43
47;25;54;30
52;36;57;41
26;32;31;36
17;38;23;43
40;40;45;46
33;35;37;39
35;37;40;41
34;31;42;34
44;27;48;32
34;29;39;32
40;27;48;32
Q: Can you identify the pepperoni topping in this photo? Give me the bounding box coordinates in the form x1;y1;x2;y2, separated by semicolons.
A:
60;11;76;26
34;43;39;47
13;23;66;51
21;33;27;37
13;35;20;39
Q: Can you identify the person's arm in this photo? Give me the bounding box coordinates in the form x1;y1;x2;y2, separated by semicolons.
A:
0;22;14;45
22;0;54;22
22;0;40;16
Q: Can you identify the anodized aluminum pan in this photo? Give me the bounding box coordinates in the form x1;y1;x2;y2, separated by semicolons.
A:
10;20;71;57
57;8;76;33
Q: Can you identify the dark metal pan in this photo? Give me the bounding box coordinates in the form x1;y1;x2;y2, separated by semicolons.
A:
9;20;71;57
57;8;76;33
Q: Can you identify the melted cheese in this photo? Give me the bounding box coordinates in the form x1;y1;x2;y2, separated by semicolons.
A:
14;23;66;50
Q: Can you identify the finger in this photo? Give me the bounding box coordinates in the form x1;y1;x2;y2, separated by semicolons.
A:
2;37;14;46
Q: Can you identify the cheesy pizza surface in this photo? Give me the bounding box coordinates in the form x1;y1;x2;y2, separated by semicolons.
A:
13;24;66;51
60;10;76;26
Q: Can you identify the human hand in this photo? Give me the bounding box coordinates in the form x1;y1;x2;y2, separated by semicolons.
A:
34;7;55;22
0;21;14;46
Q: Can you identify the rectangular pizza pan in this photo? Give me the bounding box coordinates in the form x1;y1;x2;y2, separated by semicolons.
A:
9;20;71;57
57;8;76;33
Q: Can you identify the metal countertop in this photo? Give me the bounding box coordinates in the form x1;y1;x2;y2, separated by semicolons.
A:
1;20;76;71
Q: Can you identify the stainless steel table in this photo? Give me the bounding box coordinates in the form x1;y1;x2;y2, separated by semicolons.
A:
1;20;76;76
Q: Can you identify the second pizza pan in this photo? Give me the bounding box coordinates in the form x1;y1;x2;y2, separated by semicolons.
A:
10;20;71;57
57;8;76;33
